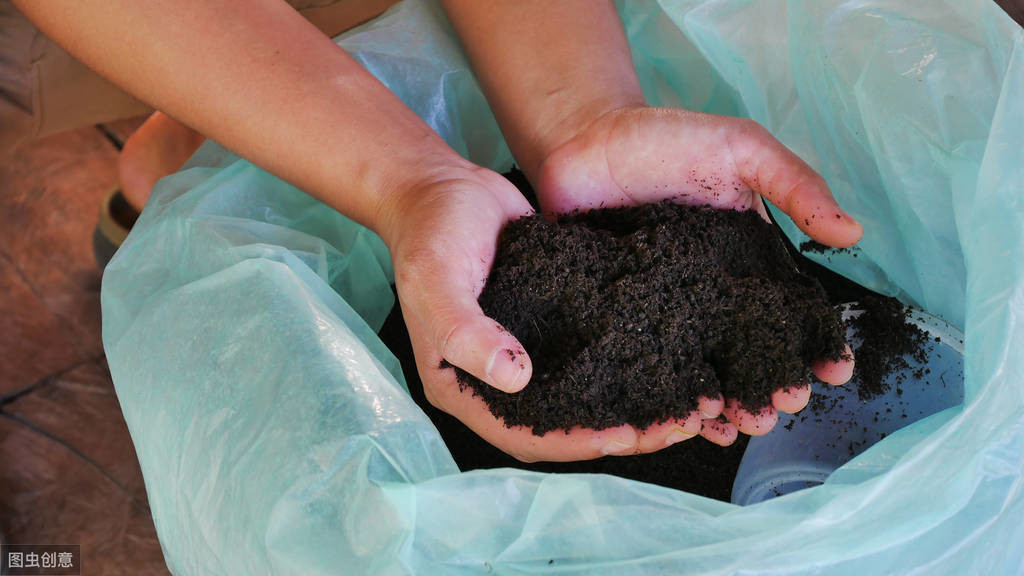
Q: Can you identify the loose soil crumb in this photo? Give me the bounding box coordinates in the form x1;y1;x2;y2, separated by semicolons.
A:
847;294;932;398
453;202;847;435
800;239;859;260
799;239;833;254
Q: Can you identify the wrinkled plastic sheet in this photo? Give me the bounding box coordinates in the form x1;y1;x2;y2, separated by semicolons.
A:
101;0;1024;573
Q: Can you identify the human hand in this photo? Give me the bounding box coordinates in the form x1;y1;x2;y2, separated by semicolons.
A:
533;106;862;443
381;164;729;462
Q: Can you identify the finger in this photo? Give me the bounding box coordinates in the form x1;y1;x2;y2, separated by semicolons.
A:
723;398;779;436
635;413;702;453
700;418;739;447
812;344;855;385
771;383;812;414
397;262;532;394
728;119;863;248
698;394;725;419
436;299;531;393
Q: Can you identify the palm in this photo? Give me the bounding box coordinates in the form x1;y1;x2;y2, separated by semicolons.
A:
536;109;759;213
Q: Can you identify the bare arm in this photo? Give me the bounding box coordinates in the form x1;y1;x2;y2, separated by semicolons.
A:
16;0;545;432
439;0;644;183
441;0;861;246
14;0;470;242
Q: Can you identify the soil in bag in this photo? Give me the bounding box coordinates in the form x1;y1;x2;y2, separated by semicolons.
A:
378;170;933;501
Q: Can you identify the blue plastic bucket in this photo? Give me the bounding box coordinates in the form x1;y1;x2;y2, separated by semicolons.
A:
732;305;965;505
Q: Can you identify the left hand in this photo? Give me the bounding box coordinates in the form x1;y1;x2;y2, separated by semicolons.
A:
533;105;862;443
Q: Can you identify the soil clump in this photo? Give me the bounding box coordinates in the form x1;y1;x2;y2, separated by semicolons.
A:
452;202;847;435
847;294;932;398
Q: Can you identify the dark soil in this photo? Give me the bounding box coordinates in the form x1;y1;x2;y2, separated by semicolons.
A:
799;239;860;260
793;234;934;399
452;202;847;435
798;239;833;254
847;294;932;398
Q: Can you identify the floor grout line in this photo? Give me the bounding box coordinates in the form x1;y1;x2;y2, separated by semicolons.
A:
0;237;107;361
1;410;149;511
0;246;49;307
0;353;105;407
95;124;126;151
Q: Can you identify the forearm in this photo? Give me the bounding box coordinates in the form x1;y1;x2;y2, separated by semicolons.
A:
440;0;644;182
15;0;470;243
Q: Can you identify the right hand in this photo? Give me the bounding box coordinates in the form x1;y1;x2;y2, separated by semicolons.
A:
533;106;859;441
381;165;728;462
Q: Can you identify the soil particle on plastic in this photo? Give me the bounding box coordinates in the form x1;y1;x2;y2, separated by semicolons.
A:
452;201;847;435
799;240;833;254
799;239;859;260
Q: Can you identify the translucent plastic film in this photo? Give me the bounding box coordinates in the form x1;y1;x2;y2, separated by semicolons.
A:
102;0;1024;573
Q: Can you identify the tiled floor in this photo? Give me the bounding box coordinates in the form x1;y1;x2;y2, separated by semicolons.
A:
0;120;170;574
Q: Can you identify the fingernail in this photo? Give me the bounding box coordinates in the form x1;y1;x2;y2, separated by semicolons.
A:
664;428;697;446
700;410;716;419
840;208;864;231
601;440;635;456
486;347;526;392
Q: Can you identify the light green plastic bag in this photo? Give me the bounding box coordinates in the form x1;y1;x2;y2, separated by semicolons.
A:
102;0;1024;573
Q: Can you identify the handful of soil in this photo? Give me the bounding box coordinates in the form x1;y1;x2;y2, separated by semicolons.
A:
453;202;847;435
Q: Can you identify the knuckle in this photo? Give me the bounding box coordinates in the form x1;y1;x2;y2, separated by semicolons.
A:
438;318;469;361
810;172;831;192
735;117;770;138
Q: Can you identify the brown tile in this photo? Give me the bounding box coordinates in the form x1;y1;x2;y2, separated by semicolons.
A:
0;255;83;396
4;358;145;500
0;417;170;575
0;127;118;358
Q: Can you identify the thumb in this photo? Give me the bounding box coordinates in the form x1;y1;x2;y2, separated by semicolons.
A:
728;119;863;248
438;299;533;394
397;257;532;394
